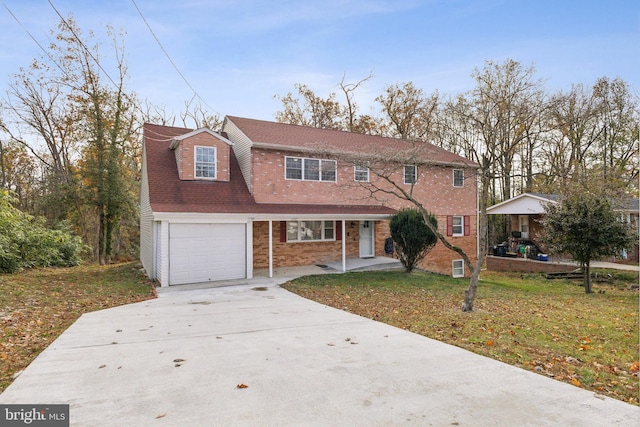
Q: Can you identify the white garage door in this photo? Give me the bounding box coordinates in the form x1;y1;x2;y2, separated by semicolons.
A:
169;223;246;285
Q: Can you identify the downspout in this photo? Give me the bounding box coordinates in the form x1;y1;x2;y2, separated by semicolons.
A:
268;220;273;278
342;219;347;272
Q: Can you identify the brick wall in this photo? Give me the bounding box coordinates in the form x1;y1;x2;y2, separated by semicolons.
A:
486;255;577;273
173;132;230;182
249;148;476;215
253;221;362;268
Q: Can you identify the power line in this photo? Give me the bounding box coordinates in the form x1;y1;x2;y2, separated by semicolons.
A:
130;0;220;116
47;0;123;92
2;2;66;76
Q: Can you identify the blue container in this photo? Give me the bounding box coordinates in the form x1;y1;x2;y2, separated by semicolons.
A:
537;254;548;262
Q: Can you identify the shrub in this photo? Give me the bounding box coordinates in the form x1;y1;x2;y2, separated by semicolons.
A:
0;190;84;273
390;208;438;272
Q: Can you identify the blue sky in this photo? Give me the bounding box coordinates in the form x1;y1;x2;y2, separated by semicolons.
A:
1;0;638;123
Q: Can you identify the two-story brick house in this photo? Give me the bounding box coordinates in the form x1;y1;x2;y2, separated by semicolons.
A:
140;116;478;286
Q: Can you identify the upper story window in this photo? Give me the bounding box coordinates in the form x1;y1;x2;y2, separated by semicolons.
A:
354;164;369;182
404;165;417;184
285;156;337;182
453;169;464;187
195;146;216;179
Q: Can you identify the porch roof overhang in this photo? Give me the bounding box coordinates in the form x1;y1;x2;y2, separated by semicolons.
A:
151;203;396;222
486;193;557;215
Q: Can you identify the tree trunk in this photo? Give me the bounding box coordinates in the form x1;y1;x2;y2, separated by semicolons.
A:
462;256;483;311
462;157;490;312
584;262;592;293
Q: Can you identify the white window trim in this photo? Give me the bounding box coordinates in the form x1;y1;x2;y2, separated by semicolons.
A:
404;165;417;184
285;156;337;182
452;259;464;278
286;220;336;242
354;164;369;182
453;169;464;187
194;146;216;179
452;215;464;237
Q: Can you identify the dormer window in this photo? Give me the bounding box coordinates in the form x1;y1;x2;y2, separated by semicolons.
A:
195;146;216;179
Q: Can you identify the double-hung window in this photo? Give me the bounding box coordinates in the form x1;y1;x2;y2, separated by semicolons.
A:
195;146;216;179
285;156;336;182
404;165;417;184
354;164;369;182
287;220;335;242
452;216;464;236
453;169;464;187
447;215;470;237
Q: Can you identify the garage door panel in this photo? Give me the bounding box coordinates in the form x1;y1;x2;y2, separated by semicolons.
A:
169;223;246;285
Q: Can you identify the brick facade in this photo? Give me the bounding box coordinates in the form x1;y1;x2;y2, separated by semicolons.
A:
486;255;577;274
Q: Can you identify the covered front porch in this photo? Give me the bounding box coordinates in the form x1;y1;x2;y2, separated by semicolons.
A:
251;215;394;279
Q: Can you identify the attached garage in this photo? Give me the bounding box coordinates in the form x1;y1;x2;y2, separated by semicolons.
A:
169;223;246;285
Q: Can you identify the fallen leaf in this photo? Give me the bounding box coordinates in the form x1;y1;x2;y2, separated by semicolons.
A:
485;340;495;346
571;378;582;387
155;413;166;419
236;383;248;389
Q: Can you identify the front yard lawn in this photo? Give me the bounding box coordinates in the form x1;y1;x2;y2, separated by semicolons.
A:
282;269;639;405
0;262;156;393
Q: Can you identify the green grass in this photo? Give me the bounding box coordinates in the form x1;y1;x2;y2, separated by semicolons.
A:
282;269;639;405
0;262;155;392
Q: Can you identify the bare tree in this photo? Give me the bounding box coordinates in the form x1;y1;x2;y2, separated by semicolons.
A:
274;83;346;130
338;72;374;133
375;82;439;140
592;77;639;191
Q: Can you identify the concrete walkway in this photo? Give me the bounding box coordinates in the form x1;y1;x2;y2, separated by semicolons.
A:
1;262;638;426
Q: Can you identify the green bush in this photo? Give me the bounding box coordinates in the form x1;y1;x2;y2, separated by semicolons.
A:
390;208;438;272
0;190;84;273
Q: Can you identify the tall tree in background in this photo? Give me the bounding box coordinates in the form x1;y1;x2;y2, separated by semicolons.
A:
591;77;639;192
442;59;544;311
274;83;346;130
53;19;138;264
2;16;139;264
375;82;439;140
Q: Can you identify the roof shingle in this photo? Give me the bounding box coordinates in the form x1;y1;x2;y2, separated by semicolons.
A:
143;122;395;216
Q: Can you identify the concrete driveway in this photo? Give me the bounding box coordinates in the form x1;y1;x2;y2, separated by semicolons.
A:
1;274;638;426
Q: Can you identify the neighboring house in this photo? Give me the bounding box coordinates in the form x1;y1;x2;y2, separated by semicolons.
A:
487;192;639;261
140;116;478;286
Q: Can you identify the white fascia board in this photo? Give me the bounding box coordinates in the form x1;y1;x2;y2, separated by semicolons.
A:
487;193;557;214
151;212;251;223
151;211;391;222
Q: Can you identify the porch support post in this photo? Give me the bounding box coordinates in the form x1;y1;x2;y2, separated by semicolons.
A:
268;220;273;278
342;219;346;272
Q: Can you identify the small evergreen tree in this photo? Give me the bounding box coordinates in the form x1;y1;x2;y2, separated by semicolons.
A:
541;191;633;293
390;208;438;272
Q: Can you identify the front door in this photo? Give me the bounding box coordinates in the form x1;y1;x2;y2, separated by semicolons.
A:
359;221;374;258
